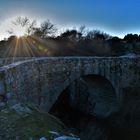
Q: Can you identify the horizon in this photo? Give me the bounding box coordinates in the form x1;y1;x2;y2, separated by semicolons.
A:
0;0;140;40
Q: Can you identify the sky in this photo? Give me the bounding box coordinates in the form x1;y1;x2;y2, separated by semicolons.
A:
0;0;140;40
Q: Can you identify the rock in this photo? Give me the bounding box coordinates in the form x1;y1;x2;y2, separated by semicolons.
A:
0;103;67;140
6;92;13;100
10;103;32;114
0;81;5;94
39;137;47;140
0;101;6;111
79;120;111;140
54;136;80;140
0;102;6;107
15;136;20;140
48;130;59;137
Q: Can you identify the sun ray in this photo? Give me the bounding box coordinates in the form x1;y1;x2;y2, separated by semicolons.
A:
3;36;17;64
25;37;42;56
21;37;31;57
23;37;35;57
12;37;19;61
24;37;37;56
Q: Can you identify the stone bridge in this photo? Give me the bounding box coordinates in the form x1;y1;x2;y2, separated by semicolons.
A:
0;57;139;120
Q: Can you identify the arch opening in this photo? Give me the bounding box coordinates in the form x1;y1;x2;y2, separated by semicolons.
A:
70;75;118;117
49;74;117;140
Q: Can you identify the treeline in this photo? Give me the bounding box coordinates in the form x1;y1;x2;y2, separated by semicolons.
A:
0;17;140;57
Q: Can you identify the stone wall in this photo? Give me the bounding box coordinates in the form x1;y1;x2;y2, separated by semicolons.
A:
0;57;35;67
0;57;139;120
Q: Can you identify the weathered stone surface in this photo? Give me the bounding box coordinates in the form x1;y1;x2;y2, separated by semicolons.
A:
68;76;119;118
0;103;67;140
11;103;32;114
0;56;139;133
0;57;35;67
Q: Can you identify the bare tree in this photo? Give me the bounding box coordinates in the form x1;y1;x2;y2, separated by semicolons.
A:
33;20;57;38
86;30;95;39
79;25;86;35
8;16;36;36
86;30;111;40
8;17;57;38
7;28;14;35
12;17;29;27
26;20;36;35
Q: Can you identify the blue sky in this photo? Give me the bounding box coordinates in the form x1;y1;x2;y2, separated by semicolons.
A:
0;0;140;40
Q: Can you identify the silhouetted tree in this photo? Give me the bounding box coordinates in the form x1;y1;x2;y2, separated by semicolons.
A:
33;20;56;38
1;17;140;57
26;20;36;35
109;36;121;42
86;30;95;40
79;25;86;36
108;36;127;55
12;17;30;27
8;16;36;36
86;30;111;40
124;33;139;42
60;29;82;40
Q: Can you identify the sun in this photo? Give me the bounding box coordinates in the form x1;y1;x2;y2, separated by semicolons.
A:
16;32;24;38
14;26;26;38
8;17;28;38
16;29;25;37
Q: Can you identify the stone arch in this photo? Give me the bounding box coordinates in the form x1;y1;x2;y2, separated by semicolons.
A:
49;74;118;140
49;74;119;119
69;74;119;118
